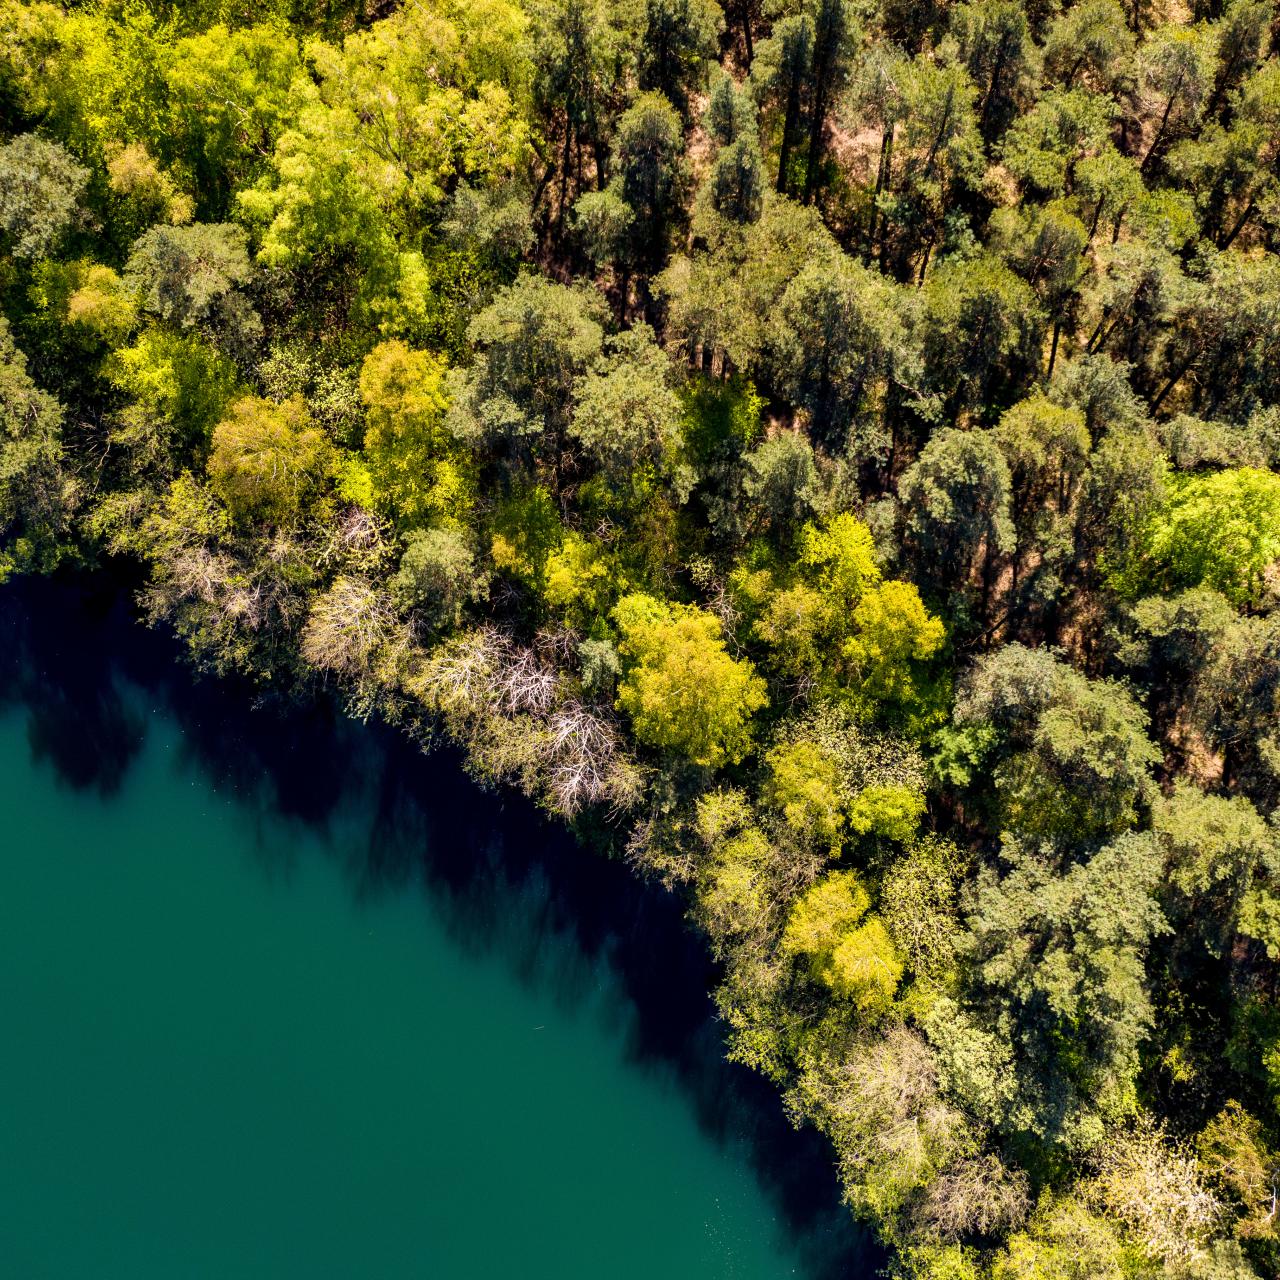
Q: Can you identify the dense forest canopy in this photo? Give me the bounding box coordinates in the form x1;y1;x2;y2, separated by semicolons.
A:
3;0;1280;1274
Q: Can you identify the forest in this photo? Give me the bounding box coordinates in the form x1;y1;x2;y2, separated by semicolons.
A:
2;0;1280;1274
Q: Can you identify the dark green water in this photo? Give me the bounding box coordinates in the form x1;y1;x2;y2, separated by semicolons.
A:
0;581;875;1280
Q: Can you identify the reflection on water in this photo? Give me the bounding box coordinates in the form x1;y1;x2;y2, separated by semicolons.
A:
0;574;881;1280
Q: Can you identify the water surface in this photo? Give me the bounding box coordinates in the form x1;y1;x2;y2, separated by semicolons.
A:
0;579;876;1280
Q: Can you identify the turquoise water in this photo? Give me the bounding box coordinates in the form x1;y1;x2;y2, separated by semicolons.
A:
0;581;873;1280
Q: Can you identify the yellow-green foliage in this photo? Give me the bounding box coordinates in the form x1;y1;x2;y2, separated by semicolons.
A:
844;581;947;706
207;395;333;526
847;783;927;844
990;1195;1129;1280
65;263;137;344
544;531;614;626
737;512;946;718
358;340;473;527
797;510;881;605
613;593;768;768
763;738;846;849
107;327;239;444
1111;467;1280;608
488;486;562;588
782;871;903;1015
237;0;531;266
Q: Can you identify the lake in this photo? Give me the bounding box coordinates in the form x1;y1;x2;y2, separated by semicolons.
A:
0;578;877;1280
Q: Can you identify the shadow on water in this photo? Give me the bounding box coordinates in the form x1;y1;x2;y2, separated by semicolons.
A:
0;573;886;1280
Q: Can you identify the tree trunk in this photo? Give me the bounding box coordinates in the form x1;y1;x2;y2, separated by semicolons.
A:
777;67;803;194
1141;77;1183;174
802;15;836;205
866;123;893;264
1046;316;1062;379
1219;195;1258;250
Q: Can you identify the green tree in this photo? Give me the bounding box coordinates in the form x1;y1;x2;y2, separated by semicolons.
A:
0;133;87;260
957;644;1161;844
391;527;485;629
764;253;920;460
123;223;257;337
613;592;768;766
0;317;77;580
898;427;1016;608
950;0;1038;143
961;833;1169;1150
569;324;686;494
1042;0;1134;92
207;395;332;527
449;276;605;479
1113;467;1280;609
1154;781;1279;954
635;0;722;114
359;340;474;528
613;90;687;280
763;737;846;848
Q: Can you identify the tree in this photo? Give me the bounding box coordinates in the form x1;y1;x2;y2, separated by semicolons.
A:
787;1025;967;1222
613;592;768;766
635;0;722;114
1153;781;1278;954
1136;24;1216;174
1110;467;1280;609
991;1195;1128;1280
123;223;257;336
449;276;605;479
994;393;1092;613
752;11;813;196
391;527;485;630
880;836;964;982
613;90;687;279
1088;1120;1224;1268
898;427;1015;608
799;0;859;204
106;328;240;466
782;870;904;1014
207;396;332;527
703;75;765;224
961;833;1169;1150
741;430;818;539
0;133;87;260
1000;89;1114;202
1042;0;1134;92
950;0;1039;143
531;0;631;227
764;737;846;848
922;254;1041;412
957;644;1161;844
844;581;947;714
764;253;920;460
867;60;985;278
0;318;78;580
239;0;532;266
569;324;685;492
692;791;778;952
360;340;474;528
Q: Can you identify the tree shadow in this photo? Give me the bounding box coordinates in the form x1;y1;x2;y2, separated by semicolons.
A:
0;573;885;1280
0;574;146;796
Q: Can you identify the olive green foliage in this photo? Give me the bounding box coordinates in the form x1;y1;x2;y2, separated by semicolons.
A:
0;134;88;259
8;0;1280;1274
207;395;333;527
